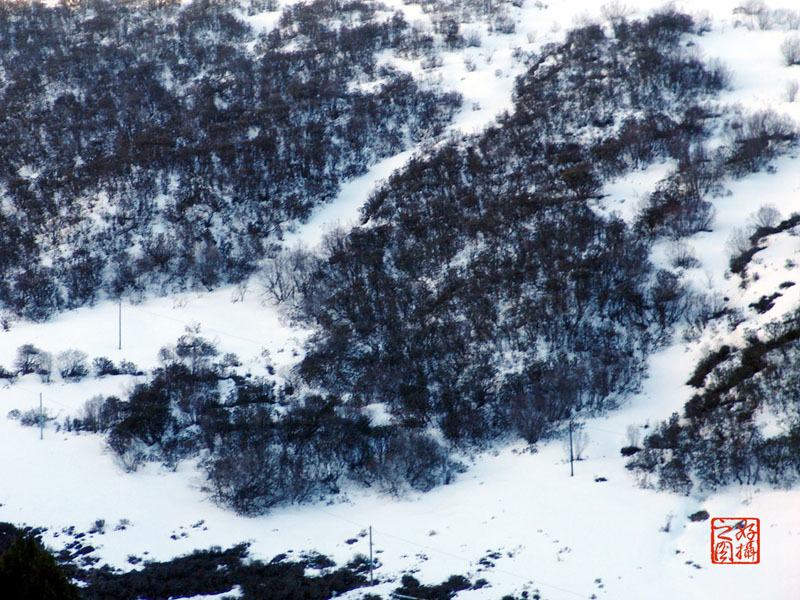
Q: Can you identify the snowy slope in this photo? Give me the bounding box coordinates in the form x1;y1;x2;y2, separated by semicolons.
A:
3;1;800;599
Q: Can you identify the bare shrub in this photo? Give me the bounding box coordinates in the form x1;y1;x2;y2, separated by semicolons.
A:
19;407;49;427
736;0;767;16
707;58;733;90
735;0;769;30
463;28;481;47
14;344;40;375
625;424;641;448
727;226;754;257
57;349;89;380
563;424;590;461
724;109;797;175
35;351;53;383
750;204;781;230
757;10;773;30
786;80;799;102
601;0;631;24
693;10;713;34
668;241;701;269
421;54;443;70
782;9;800;30
79;395;125;432
491;10;515;34
781;34;800;65
259;246;316;305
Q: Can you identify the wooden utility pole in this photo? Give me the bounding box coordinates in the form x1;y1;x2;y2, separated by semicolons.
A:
118;299;122;351
39;392;43;440
569;421;574;477
369;526;374;586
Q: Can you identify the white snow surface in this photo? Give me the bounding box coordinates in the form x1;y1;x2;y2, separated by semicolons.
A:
3;1;800;598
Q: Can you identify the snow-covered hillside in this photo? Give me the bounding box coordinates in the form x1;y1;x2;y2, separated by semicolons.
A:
2;0;800;598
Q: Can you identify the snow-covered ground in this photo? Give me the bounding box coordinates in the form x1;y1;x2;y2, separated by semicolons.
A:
3;0;800;598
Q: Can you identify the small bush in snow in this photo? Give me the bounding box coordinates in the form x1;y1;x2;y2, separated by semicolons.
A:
491;12;515;35
35;352;53;384
749;204;781;230
601;1;631;24
562;424;589;461
93;356;119;377
89;519;106;534
693;10;713;34
781;34;800;66
668;241;701;269
726;226;754;258
14;343;54;382
786;80;799;102
76;395;126;433
780;9;800;30
735;0;769;30
19;408;46;427
14;344;43;375
57;349;89;381
463;29;481;47
118;360;142;376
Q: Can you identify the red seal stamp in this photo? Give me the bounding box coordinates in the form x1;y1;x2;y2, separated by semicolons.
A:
711;518;760;564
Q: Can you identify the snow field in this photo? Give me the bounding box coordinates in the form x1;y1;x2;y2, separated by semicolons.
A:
3;0;800;598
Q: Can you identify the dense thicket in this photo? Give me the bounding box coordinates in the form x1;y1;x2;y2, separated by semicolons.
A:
70;329;460;514
628;304;800;493
0;0;460;320
11;4;792;512
295;11;727;445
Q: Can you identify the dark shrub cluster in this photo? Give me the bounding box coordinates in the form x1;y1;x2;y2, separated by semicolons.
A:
75;330;459;514
722;109;798;177
0;0;460;321
79;544;370;600
628;308;800;492
295;10;725;447
395;573;472;600
205;398;459;515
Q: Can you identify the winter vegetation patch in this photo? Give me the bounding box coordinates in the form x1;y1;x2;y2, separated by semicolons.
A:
2;4;798;518
293;9;737;450
0;0;460;321
4;0;800;598
37;8;761;516
628;305;800;493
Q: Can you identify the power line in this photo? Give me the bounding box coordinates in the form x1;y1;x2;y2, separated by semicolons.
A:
127;303;290;349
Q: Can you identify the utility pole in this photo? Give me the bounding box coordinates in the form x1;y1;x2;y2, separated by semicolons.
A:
39;392;43;441
569;420;574;477
369;526;374;586
118;299;122;351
